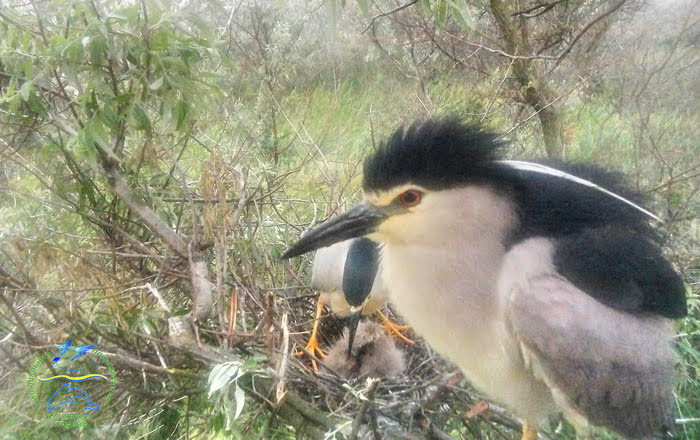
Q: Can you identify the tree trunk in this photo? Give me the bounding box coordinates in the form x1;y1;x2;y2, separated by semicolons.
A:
538;105;565;159
489;0;565;159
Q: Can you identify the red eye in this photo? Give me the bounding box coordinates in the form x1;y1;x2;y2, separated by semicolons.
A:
398;189;423;207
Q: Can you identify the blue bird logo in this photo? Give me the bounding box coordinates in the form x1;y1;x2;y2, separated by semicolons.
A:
40;339;106;413
53;338;97;366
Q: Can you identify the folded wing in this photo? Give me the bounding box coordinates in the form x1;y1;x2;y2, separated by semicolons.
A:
507;273;676;438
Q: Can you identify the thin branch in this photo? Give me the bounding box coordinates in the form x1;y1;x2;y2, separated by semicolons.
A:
511;0;568;18
554;0;628;66
104;164;190;258
350;378;380;439
362;0;419;34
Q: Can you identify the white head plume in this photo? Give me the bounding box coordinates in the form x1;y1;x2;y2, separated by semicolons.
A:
499;160;663;223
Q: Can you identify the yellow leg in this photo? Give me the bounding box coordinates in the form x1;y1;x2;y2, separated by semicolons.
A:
295;297;327;370
522;422;538;440
376;310;415;345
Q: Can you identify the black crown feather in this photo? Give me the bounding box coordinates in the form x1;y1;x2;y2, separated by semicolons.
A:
363;117;506;192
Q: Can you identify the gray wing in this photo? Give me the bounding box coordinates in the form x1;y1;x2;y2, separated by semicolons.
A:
310;239;352;292
507;273;676;438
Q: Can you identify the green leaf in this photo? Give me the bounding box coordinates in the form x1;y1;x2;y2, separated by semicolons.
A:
113;93;134;104
132;104;152;133
174;100;187;131
149;77;164;90
87;117;109;151
151;29;171;51
436;0;448;29
233;383;245;420
20;81;32;101
242;355;266;371
85;116;119;162
105;12;128;22
60;39;84;61
220;379;246;430
79;180;96;205
160;56;189;73
88;37;108;63
186;13;210;33
22;60;33;79
26;93;47;115
96;21;108;39
116;6;140;25
100;102;120;130
18;81;47;115
77;127;98;169
208;361;243;397
447;0;475;30
141;317;155;335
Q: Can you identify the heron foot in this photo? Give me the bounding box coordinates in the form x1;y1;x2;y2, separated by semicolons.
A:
521;422;538;440
295;332;326;370
295;297;327;370
376;310;415;345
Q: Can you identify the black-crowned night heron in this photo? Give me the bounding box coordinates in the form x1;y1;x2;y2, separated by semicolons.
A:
296;237;413;370
283;118;687;439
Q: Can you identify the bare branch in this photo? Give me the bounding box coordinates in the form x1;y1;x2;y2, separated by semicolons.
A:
189;243;214;321
362;0;419;34
104;163;190;258
554;0;628;66
511;0;568;18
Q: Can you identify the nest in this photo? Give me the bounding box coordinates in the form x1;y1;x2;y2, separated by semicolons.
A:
279;300;529;439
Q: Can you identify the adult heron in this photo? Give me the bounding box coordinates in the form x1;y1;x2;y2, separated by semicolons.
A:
283;118;686;439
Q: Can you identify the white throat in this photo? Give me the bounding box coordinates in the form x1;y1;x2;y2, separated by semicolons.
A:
374;186;558;420
375;186;517;379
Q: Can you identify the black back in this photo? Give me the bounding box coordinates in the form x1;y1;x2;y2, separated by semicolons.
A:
502;160;655;242
362;117;687;319
342;238;380;307
553;226;686;318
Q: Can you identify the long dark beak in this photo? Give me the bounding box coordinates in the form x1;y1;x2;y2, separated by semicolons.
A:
282;201;386;259
346;312;362;357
